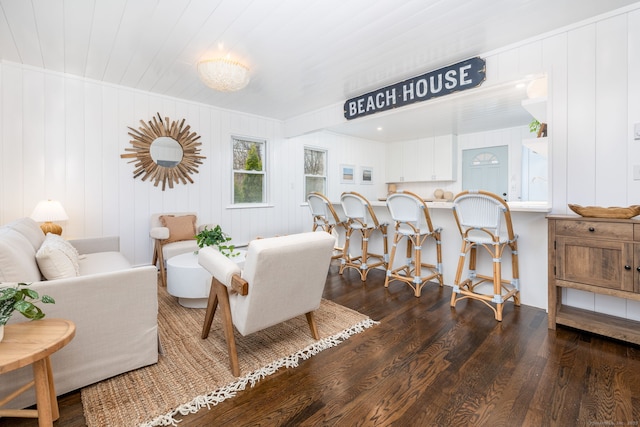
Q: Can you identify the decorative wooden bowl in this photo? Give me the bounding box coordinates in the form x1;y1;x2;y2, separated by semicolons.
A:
568;204;640;219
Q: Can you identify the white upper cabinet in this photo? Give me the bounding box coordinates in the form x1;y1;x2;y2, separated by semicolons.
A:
431;135;457;181
385;134;457;183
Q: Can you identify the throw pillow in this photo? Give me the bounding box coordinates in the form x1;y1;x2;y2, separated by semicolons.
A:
160;214;197;243
35;233;81;280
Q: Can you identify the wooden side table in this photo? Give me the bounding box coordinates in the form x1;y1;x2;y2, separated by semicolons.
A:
0;318;76;427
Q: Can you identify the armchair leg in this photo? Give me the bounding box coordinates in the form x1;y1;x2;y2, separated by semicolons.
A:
201;278;219;339
202;278;240;377
305;312;320;340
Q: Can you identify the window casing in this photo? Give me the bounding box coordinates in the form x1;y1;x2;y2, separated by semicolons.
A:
304;147;327;200
232;136;267;204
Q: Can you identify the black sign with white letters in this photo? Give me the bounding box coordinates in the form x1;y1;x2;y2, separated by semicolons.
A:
344;57;486;120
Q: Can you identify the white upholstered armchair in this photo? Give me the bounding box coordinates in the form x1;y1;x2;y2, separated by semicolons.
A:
198;232;336;376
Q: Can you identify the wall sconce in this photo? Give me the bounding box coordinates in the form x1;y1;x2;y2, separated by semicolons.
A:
31;200;69;235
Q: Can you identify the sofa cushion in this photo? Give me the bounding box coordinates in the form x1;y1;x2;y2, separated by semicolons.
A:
0;227;42;282
160;214;196;243
36;233;80;280
78;252;131;275
3;217;45;251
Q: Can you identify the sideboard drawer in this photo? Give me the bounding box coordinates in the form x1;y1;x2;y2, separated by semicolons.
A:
554;219;633;240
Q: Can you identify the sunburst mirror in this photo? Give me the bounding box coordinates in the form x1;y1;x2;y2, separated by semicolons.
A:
121;113;205;190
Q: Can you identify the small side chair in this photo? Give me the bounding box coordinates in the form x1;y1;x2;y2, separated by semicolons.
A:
385;191;443;297
150;212;202;287
339;192;389;281
450;190;520;321
306;192;347;260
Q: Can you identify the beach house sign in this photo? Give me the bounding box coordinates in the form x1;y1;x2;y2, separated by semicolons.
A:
344;57;486;120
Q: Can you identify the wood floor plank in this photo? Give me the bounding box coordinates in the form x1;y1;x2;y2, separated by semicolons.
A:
2;263;640;426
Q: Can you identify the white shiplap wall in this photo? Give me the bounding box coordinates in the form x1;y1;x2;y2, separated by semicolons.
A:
0;62;295;265
0;63;386;267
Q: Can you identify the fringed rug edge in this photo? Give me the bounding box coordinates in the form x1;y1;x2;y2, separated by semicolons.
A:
139;317;379;427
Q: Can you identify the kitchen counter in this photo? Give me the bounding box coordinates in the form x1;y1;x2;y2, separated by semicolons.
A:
365;199;551;213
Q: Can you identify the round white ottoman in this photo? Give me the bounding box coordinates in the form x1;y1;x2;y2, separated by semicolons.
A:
166;250;246;308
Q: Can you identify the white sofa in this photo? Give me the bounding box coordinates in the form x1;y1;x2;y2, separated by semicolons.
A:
0;217;158;409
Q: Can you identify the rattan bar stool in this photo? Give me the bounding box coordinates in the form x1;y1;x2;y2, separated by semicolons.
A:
385;191;443;297
450;190;520;321
339;191;389;281
306;192;347;260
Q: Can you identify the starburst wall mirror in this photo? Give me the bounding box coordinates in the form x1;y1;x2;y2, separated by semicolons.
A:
121;113;205;190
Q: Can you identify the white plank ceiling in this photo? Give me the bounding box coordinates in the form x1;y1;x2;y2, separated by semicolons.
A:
1;0;637;141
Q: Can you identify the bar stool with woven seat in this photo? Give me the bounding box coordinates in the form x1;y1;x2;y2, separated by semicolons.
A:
450;190;520;321
339;191;389;281
385;190;443;297
306;192;347;260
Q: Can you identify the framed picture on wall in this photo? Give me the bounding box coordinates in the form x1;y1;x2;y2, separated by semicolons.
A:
361;166;373;184
340;164;355;184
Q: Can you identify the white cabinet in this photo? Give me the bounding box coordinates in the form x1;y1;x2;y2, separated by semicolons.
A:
522;137;548;158
386;142;407;183
403;139;422;182
385;135;457;183
431;134;457;180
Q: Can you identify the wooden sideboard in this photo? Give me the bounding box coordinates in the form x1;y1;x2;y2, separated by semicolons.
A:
547;215;640;344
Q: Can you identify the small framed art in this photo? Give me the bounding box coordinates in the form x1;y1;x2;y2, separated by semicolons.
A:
340;164;355;184
361;166;373;184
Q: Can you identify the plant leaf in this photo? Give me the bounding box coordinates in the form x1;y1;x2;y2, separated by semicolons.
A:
42;295;55;304
0;288;17;301
22;288;40;300
14;300;44;320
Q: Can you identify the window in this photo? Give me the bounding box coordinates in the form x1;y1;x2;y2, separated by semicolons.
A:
232;136;266;204
304;147;327;199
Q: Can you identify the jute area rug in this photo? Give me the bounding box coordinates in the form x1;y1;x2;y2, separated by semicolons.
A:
81;285;377;427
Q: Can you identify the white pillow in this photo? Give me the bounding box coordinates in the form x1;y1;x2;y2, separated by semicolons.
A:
36;233;80;280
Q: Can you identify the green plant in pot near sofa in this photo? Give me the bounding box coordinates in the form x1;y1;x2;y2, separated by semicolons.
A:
195;225;238;257
0;282;55;341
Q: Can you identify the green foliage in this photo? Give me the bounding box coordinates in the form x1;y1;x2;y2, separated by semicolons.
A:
529;119;541;134
235;144;264;203
245;144;262;171
0;282;55;326
237;144;263;203
195;225;238;257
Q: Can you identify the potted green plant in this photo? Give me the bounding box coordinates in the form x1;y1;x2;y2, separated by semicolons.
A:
0;282;55;342
529;118;547;138
195;225;238;257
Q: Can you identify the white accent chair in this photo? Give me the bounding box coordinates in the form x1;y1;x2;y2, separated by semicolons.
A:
306;192;346;259
150;212;203;287
198;232;336;376
450;190;520;321
339;192;389;281
385;191;443;297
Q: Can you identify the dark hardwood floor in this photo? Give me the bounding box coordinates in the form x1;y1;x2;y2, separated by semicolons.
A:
3;263;640;426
